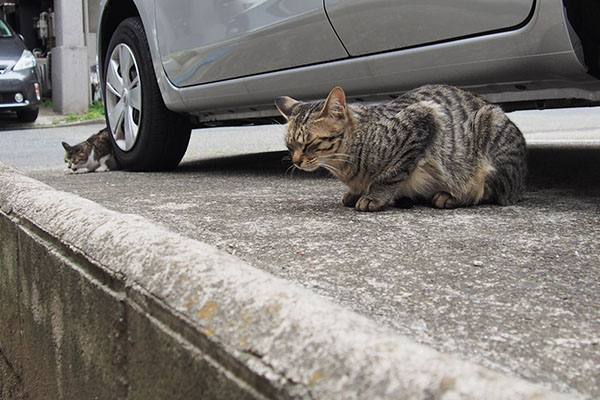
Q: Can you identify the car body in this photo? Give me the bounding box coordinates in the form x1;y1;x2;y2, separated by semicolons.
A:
0;18;41;123
97;0;600;171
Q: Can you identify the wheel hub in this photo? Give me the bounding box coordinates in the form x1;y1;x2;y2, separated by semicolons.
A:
105;43;142;152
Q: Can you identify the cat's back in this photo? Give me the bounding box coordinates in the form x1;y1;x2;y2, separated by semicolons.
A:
397;85;526;205
392;84;487;113
88;128;113;158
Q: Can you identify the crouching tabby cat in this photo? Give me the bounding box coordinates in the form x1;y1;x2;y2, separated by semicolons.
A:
62;127;119;173
275;84;526;211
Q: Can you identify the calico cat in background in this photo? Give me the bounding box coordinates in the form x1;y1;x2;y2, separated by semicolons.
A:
62;127;119;173
275;84;527;212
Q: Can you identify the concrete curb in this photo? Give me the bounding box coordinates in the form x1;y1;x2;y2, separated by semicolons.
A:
0;162;582;399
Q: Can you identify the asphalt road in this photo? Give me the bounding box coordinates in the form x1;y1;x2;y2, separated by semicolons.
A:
2;107;599;398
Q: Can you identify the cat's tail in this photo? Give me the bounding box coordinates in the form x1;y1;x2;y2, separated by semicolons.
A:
474;105;527;205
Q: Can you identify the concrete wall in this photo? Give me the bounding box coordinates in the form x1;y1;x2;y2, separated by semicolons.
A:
0;214;128;398
0;222;260;399
0;163;579;400
0;168;266;399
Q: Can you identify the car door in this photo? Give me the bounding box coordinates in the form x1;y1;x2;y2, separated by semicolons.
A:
155;0;348;87
324;0;536;56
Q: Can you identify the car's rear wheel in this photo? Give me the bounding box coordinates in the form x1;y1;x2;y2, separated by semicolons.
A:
103;17;191;171
17;107;38;123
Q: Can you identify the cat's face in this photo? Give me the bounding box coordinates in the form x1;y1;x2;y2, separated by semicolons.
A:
62;142;94;172
275;87;350;172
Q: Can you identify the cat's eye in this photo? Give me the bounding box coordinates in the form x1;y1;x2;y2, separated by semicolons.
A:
318;143;335;153
305;144;318;153
302;139;319;152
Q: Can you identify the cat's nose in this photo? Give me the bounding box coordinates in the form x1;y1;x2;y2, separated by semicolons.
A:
292;152;303;166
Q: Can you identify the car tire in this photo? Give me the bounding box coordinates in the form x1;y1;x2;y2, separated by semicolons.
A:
103;17;191;171
17;108;39;123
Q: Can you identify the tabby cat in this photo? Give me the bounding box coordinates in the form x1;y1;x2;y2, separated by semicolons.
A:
62;127;119;173
275;84;526;212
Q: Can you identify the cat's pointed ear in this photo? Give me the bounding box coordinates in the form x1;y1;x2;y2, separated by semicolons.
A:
320;86;347;121
275;96;300;120
61;141;71;151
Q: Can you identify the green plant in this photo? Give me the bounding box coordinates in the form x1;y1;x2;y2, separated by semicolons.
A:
65;101;105;122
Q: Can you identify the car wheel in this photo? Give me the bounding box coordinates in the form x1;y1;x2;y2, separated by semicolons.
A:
17;108;39;123
103;17;191;171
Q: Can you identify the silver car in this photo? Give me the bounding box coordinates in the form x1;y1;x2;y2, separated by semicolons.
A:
97;0;600;171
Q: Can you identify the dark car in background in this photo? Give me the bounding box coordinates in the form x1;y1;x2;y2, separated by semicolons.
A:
97;0;600;171
0;17;41;123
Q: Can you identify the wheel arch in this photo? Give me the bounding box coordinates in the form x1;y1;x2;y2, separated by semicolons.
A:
98;0;140;101
97;0;186;111
563;0;600;79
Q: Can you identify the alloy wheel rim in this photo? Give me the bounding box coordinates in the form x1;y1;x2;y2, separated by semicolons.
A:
105;43;142;151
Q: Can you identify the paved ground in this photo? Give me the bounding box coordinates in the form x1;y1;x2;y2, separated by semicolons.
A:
2;107;599;398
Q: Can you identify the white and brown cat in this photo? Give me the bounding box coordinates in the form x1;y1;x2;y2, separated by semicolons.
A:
62;127;119;173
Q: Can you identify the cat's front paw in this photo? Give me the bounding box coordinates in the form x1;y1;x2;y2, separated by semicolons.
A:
432;192;460;209
355;195;387;212
342;191;361;207
65;168;87;174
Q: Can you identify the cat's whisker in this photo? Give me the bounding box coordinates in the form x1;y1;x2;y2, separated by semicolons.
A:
320;155;351;162
320;154;354;166
284;164;297;178
321;153;353;160
322;152;363;164
319;163;342;176
324;157;353;164
281;154;297;178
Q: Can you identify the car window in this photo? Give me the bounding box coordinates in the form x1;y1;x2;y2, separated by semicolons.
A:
0;20;14;38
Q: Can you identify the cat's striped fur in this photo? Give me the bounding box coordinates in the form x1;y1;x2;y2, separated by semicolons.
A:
275;84;526;212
